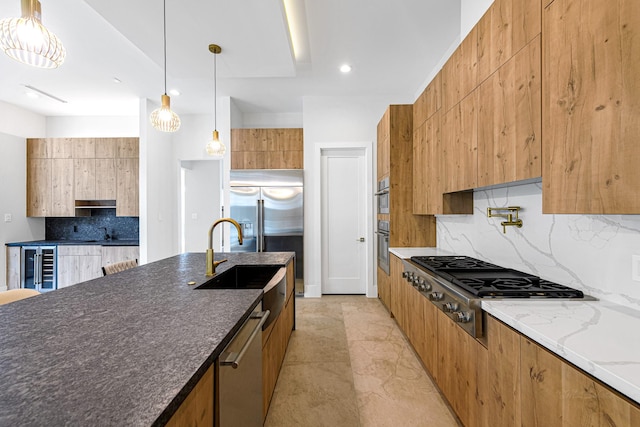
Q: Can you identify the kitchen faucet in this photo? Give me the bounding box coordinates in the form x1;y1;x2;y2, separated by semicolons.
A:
207;218;243;276
100;227;111;241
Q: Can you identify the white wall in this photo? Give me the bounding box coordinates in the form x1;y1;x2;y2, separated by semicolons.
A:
0;101;46;138
302;96;388;298
239;112;303;128
181;160;222;253
46;116;139;137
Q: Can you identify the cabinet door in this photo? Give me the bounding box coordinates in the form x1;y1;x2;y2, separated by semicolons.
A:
165;365;214;427
51;159;74;217
441;91;478;193
389;255;404;330
74;159;96;200
442;27;478;113
116;158;139;216
412;123;428;214
116;138;139;158
101;246;139;267
27;159;51;217
377;267;391;311
95;159;117;200
477;0;542;83
71;139;95;159
543;0;640;213
6;247;21;290
57;245;103;288
478;36;542;187
487;315;521;427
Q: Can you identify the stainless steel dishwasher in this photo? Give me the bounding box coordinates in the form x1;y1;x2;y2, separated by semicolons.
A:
217;304;270;426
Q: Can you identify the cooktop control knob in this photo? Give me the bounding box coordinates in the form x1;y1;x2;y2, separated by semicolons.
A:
443;302;459;312
421;283;432;292
429;292;444;301
404;272;414;282
454;311;471;323
402;271;408;279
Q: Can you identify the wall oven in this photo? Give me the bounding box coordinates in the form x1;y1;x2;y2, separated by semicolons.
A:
376;220;390;274
375;177;390;214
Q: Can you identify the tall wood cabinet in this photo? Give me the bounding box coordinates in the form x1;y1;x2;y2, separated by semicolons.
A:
27;138;139;217
543;0;640;213
231;128;303;170
377;105;436;248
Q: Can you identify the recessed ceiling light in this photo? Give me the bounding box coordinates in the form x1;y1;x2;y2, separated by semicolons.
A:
25;91;39;99
340;64;352;73
112;77;122;84
169;89;181;96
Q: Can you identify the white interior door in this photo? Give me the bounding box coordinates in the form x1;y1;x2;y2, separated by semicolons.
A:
321;148;367;294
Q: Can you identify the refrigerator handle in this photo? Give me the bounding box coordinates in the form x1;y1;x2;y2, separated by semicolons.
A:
257;199;265;252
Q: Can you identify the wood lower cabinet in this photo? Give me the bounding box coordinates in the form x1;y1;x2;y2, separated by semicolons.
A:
521;335;640;427
486;315;521;427
5;247;20;290
101;246;139;268
543;0;640;213
262;260;295;420
165;365;214;427
56;245;103;288
389;255;405;331
377;266;391;312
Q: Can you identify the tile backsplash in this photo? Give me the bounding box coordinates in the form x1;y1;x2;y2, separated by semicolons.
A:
46;210;139;242
436;181;640;310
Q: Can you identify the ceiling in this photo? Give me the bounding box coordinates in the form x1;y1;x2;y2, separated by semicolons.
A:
0;0;461;117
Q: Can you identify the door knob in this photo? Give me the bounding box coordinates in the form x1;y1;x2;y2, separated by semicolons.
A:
357;237;365;242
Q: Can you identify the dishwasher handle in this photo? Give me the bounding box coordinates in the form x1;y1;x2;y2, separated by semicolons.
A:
220;310;270;369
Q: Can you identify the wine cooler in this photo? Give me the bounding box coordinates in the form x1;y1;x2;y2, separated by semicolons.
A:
21;246;57;292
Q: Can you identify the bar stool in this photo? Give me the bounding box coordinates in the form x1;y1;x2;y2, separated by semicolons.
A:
102;259;138;276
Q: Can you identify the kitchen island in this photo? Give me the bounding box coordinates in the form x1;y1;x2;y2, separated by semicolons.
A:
0;251;293;426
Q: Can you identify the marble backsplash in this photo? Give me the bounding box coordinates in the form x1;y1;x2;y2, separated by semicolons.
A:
46;210;139;241
436;181;640;310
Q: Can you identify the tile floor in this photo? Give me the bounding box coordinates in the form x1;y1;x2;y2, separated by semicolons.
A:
265;295;460;427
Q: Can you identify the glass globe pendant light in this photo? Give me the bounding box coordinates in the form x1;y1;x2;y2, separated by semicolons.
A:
0;0;66;69
150;0;180;132
205;43;225;157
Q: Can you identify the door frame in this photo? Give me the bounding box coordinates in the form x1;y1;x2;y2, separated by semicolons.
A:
306;141;374;298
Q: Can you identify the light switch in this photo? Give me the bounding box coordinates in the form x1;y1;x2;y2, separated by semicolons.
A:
4;213;11;223
191;213;198;220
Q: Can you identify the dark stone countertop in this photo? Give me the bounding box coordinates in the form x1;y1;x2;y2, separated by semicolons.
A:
0;251;294;426
5;239;139;247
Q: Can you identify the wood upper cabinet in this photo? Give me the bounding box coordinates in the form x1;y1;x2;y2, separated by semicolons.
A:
521;335;640;427
477;0;542;83
413;112;444;215
543;0;640;213
231;128;303;170
478;36;542;187
441;90;478;193
442;27;478;113
116;158;139;217
413;72;442;129
27;138;138;217
377;108;390;180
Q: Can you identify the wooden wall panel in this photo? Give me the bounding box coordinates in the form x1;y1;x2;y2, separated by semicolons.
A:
543;0;640;213
478;36;542;187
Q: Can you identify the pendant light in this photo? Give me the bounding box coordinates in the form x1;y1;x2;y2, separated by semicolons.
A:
0;0;65;69
205;43;225;157
150;0;180;132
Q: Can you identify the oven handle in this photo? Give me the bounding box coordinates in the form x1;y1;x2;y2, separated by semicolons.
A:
374;190;389;196
220;310;270;369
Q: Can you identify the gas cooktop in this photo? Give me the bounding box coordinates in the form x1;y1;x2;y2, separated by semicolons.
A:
410;255;585;299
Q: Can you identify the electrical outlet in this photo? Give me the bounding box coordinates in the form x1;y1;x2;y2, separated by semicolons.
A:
4;213;11;222
633;255;640;282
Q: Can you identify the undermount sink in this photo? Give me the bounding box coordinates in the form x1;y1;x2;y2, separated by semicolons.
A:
196;265;282;290
196;265;287;330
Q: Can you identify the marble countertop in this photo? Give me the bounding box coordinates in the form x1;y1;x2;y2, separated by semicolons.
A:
6;239;139;246
390;246;640;405
0;251;294;426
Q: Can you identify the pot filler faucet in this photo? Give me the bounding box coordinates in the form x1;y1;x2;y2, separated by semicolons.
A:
207;218;243;276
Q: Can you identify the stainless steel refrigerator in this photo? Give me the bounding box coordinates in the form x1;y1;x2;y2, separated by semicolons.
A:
229;170;303;287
